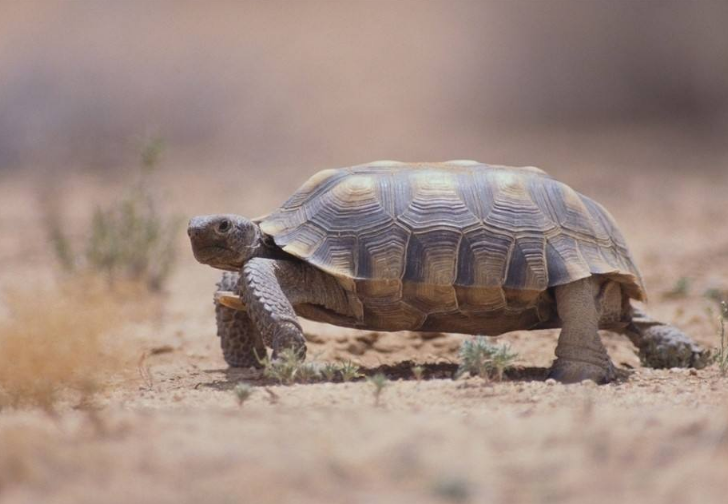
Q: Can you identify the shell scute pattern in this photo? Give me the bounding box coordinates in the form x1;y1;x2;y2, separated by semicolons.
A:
401;229;461;313
260;162;646;325
545;234;591;284
504;234;549;292
397;173;481;231
310;233;358;278
356;223;410;281
309;174;388;233
455;226;513;288
453;170;493;221
484;172;557;234
260;168;348;236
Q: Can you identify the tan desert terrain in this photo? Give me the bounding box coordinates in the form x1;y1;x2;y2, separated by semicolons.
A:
1;135;727;504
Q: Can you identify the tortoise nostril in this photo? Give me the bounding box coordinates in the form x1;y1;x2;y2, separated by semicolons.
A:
187;226;201;239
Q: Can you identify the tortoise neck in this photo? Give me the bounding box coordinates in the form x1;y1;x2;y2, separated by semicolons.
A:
256;232;289;261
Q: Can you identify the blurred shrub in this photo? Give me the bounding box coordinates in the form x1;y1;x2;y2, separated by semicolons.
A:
47;138;181;291
0;276;145;411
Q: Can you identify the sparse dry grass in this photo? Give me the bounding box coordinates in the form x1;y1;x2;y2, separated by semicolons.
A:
366;373;388;407
0;276;149;411
715;301;728;376
44;138;181;292
82;186;180;291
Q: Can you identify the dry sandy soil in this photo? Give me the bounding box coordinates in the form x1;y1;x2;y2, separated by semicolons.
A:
1;151;728;504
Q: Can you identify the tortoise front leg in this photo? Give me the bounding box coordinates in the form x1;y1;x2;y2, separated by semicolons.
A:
215;272;266;368
549;277;616;384
241;258;307;360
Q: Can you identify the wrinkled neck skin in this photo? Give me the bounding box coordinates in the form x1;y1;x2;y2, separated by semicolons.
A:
236;223;264;265
220;222;281;271
233;228;285;267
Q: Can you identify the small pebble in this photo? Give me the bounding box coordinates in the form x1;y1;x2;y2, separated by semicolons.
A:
669;368;689;375
545;378;557;386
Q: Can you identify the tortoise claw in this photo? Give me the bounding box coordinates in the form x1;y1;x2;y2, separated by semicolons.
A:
215;290;247;311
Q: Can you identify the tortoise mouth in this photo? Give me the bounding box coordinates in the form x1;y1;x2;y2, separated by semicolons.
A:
192;245;242;270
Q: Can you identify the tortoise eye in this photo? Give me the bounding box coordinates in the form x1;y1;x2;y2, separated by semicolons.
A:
217;219;231;233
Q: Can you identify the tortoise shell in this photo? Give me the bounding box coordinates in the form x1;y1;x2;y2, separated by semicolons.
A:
259;161;645;333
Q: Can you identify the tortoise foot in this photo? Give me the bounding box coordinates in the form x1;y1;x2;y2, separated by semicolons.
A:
221;334;266;369
637;325;708;369
216;273;267;369
548;358;616;385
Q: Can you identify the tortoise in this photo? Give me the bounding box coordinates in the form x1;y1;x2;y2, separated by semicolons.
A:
188;160;706;383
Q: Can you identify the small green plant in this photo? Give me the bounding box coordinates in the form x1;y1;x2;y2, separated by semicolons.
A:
456;337;518;381
367;373;389;406
339;360;363;382
140;136;165;173
704;288;726;304
664;277;691;299
47;211;76;272
321;362;340;382
317;361;365;383
233;383;254;407
260;349;320;385
296;361;322;384
431;477;472;503
713;301;728;376
46;137;181;292
412;365;425;382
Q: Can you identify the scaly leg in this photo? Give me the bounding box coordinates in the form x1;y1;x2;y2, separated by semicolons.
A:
240;258;309;359
215;272;266;367
623;307;708;369
549;277;616;384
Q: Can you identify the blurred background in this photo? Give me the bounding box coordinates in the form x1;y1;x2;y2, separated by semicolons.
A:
1;0;727;178
2;0;728;282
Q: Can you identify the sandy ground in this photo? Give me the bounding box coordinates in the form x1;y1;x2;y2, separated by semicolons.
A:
1;155;728;504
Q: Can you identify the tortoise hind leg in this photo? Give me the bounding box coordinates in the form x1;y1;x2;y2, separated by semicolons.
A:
549;277;616;384
622;308;708;369
215;272;267;368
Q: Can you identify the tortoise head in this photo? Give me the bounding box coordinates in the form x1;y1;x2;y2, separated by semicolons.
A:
187;214;262;270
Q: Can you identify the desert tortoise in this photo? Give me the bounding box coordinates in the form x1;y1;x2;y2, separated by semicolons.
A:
188;160;705;383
